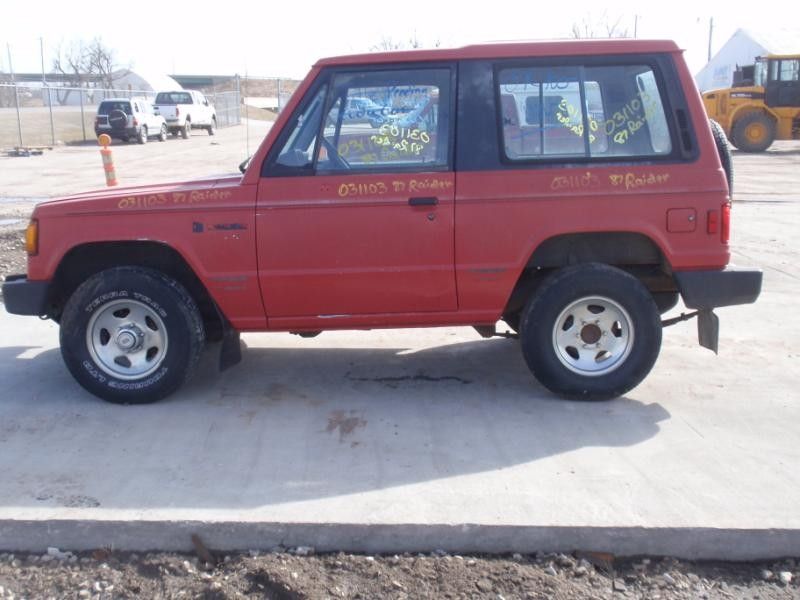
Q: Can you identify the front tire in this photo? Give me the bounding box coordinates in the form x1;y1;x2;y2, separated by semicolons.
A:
159;124;168;142
207;117;216;135
519;263;661;400
59;267;205;404
182;120;191;139
731;112;774;153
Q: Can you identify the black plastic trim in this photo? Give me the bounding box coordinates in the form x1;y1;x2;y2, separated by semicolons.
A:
674;267;762;310
2;276;50;316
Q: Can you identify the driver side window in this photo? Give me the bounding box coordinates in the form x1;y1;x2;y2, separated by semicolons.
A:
316;68;451;172
273;87;327;170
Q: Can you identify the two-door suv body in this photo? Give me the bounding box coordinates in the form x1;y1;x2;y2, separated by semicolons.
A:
3;40;762;403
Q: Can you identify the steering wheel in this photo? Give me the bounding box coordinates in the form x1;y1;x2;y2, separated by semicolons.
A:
320;137;351;170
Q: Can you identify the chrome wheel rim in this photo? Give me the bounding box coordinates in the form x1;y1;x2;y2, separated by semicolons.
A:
86;299;168;380
552;296;634;376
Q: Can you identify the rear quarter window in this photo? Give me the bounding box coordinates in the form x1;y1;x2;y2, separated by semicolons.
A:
497;63;673;161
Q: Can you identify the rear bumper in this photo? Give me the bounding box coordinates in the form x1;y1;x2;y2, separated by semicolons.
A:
95;125;139;139
674;266;762;309
1;275;50;316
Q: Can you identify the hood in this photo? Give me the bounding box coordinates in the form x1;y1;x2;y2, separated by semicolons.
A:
34;175;242;217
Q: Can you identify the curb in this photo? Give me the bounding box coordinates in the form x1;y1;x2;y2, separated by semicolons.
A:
1;521;798;560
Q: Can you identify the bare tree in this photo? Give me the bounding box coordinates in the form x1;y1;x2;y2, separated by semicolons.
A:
371;36;405;52
571;12;631;39
52;40;91;104
51;37;129;104
371;33;441;52
88;38;127;89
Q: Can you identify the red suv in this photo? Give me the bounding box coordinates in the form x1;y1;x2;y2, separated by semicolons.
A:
3;40;761;403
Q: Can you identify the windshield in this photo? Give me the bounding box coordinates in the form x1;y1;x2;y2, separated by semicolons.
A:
155;92;193;104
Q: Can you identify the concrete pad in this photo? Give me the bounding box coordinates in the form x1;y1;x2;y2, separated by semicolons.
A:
0;141;798;560
0;279;798;559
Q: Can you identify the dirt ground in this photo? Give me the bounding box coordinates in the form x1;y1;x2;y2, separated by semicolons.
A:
0;207;27;288
1;130;799;598
1;547;798;599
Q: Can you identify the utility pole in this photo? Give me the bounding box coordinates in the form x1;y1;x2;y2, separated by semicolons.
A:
708;17;714;62
41;37;55;145
7;43;23;147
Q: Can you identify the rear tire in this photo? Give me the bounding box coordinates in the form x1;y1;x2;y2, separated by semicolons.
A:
731;112;775;153
138;126;148;144
182;120;191;139
59;267;205;404
208;117;216;135
519;263;661;400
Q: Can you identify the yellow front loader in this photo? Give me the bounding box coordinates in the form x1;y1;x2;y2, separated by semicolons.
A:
703;54;800;152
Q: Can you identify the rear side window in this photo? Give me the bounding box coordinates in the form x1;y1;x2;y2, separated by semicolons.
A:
497;64;672;160
98;102;132;116
155;92;193;104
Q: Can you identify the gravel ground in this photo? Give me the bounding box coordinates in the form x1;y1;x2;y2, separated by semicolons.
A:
0;202;30;292
0;547;798;599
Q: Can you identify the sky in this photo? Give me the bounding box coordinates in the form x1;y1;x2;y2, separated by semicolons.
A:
1;0;798;80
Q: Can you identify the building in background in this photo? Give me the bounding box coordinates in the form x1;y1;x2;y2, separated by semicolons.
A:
112;71;183;93
695;28;799;92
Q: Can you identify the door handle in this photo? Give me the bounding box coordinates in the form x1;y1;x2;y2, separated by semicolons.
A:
408;197;439;206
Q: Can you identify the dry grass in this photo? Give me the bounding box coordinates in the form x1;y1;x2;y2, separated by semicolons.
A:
241;105;278;122
0;107;97;148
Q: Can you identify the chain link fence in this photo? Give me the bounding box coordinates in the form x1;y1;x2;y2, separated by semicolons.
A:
0;83;241;149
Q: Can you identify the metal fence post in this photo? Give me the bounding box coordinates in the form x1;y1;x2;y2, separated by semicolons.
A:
47;85;55;146
79;87;87;141
235;74;241;120
13;83;23;148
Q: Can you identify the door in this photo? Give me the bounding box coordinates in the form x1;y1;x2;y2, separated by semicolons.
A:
256;66;457;318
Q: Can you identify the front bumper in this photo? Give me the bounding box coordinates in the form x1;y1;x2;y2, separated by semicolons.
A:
674;266;762;309
1;275;50;316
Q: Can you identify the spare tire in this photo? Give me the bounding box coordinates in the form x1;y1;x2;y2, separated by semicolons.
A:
108;109;128;131
709;119;733;196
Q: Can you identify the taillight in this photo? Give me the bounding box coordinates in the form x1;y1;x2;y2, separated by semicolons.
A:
25;219;38;256
175;107;180;117
133;118;139;126
721;203;731;244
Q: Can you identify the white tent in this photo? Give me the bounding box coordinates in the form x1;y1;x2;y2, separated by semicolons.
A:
112;70;183;93
695;28;799;92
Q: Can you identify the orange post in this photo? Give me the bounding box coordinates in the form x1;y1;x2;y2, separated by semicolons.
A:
98;134;117;186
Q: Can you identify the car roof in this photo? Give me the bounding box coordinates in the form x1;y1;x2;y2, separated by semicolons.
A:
315;39;681;67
